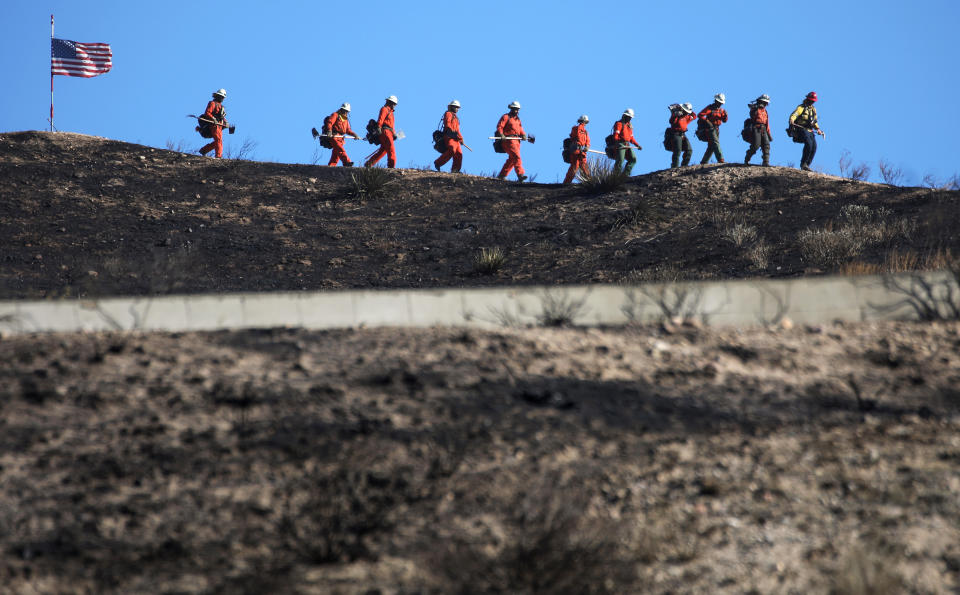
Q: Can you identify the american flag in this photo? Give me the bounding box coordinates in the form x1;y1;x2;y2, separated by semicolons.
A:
51;38;112;78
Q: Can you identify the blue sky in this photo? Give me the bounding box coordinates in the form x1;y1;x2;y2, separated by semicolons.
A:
2;0;958;184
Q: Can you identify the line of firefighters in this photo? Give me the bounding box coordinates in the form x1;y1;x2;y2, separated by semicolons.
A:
197;89;825;183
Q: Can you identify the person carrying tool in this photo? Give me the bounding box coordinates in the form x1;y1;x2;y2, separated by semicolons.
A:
365;95;399;168
434;100;464;173
744;94;772;166
563;115;591;184
668;103;696;168
697;93;728;164
789;91;825;171
199;88;230;158
326;103;361;167
612;109;642;175
496;101;528;182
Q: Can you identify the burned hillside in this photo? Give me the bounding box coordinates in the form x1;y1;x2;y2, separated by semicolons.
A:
1;130;957;300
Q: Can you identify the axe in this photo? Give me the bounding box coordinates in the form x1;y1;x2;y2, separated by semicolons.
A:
488;135;536;144
188;114;235;134
311;127;360;140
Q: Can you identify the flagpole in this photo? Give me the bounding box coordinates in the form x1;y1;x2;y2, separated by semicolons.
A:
50;14;54;132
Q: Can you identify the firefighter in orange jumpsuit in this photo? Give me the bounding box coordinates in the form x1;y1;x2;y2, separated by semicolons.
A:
496;101;528;182
199;88;229;158
365;95;398;168
697;93;728;164
612;108;642;175
327;102;361;167
744;94;772;166
668;103;696;168
563;115;590;184
434;100;464;173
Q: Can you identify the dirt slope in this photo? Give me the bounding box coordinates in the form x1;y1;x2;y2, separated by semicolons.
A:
1;322;959;593
2;130;957;300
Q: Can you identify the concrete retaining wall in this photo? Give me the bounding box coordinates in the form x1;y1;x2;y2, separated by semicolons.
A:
0;272;955;335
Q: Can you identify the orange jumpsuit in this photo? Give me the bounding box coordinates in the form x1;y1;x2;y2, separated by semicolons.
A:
326;112;357;167
563;123;590;184
434;111;463;171
199;100;225;158
496;112;525;178
366;105;397;168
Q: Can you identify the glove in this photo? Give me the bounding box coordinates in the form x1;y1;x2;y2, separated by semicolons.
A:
522;134;528;141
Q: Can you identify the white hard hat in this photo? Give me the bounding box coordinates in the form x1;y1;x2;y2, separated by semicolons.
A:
622;108;635;118
578;114;589;123
386;95;398;104
757;94;770;104
682;102;694;113
448;99;461;108
340;102;351;112
508;101;521;109
213;88;227;98
714;93;726;104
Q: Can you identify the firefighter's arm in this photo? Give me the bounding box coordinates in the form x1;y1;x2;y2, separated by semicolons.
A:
496;115;508;137
788;107;802;125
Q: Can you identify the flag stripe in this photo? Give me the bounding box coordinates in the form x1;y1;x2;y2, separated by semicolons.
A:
51;38;112;78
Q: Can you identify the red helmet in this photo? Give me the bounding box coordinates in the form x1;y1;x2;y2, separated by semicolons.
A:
806;91;818;102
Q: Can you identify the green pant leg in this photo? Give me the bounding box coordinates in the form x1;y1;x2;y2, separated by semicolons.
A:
617;146;636;175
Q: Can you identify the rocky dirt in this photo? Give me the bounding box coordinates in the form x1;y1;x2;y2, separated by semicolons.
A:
1;131;958;300
2;131;960;594
2;322;959;593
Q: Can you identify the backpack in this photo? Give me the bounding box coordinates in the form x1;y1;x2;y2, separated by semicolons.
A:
561;137;574;163
741;118;753;143
318;114;336;149
493;137;506;153
695;120;710;143
364;119;380;144
432;117;446;153
196;119;214;139
662;127;673;151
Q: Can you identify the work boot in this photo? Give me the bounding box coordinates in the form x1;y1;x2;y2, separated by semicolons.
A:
744;153;752;165
762;159;769;167
496;174;506;180
517;174;528;183
719;159;725;164
199;147;210;157
451;168;460;174
801;163;812;171
344;161;353;167
434;161;441;172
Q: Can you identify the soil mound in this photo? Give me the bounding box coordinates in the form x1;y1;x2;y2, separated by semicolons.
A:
2;130;957;299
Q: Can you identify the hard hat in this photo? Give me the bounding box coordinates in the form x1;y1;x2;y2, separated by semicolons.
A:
622;108;634;118
448;99;461;108
806;91;818;102
508;101;521;109
213;88;227;98
339;102;351;112
578;114;589;123
757;94;770;104
714;93;726;104
682;102;694;113
385;95;398;104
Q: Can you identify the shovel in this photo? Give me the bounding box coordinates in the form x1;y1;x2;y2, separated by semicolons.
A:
188;114;235;134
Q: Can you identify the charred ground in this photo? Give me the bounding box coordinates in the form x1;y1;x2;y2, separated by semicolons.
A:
2;130;957;299
3;132;960;594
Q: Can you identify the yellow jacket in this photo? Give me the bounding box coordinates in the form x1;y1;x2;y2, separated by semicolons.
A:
790;104;819;130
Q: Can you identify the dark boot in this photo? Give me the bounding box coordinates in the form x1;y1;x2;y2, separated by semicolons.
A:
344;161;353;167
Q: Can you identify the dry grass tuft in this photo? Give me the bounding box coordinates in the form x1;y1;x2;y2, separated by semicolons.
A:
721;223;758;248
578;157;629;194
474;246;506;275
